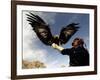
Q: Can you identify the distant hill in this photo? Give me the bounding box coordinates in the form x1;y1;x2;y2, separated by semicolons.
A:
22;60;46;69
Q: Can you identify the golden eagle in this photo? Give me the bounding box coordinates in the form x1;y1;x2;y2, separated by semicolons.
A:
26;12;79;46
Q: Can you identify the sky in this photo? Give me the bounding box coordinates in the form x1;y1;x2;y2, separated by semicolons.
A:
22;11;89;68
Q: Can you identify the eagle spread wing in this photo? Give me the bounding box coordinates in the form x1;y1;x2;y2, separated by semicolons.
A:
26;12;53;45
26;13;79;46
59;23;79;45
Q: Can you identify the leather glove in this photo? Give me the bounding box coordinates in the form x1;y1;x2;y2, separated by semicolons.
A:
52;43;58;49
52;43;64;51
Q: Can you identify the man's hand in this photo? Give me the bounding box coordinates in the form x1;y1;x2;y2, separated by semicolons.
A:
52;43;64;51
52;43;58;49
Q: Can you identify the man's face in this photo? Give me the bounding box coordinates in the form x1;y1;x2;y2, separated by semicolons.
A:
38;28;48;38
72;39;80;47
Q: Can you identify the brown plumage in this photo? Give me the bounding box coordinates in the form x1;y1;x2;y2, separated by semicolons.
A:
26;12;79;46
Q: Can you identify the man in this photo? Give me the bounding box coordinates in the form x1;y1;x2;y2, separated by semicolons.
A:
52;38;89;66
